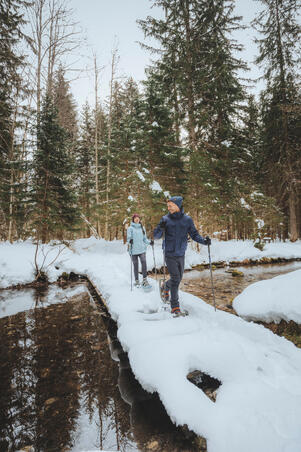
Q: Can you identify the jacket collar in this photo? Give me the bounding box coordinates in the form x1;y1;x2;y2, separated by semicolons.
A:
131;221;142;228
169;207;184;220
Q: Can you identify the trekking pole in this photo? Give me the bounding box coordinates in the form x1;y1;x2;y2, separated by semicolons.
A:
162;228;166;288
151;241;157;278
207;243;216;311
130;244;133;291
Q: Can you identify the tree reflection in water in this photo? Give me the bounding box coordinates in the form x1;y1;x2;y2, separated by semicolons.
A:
0;284;201;452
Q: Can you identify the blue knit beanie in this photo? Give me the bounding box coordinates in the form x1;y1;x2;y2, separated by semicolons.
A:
168;196;183;209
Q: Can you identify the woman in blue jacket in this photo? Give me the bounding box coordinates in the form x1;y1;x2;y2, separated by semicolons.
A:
127;213;153;287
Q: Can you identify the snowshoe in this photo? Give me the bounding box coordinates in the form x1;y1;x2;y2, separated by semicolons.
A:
142;278;152;292
159;279;170;303
171;308;189;318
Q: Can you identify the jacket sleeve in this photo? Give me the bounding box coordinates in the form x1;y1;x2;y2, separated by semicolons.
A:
126;227;133;243
188;218;206;245
143;228;151;245
153;217;165;239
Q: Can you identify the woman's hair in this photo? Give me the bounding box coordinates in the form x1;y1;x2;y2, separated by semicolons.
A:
132;214;145;236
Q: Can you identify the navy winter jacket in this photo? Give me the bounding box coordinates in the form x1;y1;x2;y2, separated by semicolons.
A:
154;208;207;257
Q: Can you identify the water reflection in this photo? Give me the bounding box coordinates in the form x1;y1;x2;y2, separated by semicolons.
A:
104;316;199;452
180;261;301;308
0;284;201;452
0;285;135;452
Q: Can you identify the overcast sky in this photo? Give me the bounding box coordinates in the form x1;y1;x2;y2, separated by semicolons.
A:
67;0;265;109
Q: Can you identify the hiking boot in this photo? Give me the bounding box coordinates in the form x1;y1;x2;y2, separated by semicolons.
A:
134;279;140;287
171;307;187;317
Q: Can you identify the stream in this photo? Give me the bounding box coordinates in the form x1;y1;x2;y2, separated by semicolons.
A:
1;261;301;451
0;282;199;452
179;261;301;309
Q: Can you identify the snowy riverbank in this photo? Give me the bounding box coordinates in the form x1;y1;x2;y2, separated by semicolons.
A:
1;237;301;452
1;237;301;289
233;268;301;324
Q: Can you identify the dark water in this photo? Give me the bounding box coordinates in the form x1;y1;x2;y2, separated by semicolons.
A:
180;261;301;308
0;283;199;452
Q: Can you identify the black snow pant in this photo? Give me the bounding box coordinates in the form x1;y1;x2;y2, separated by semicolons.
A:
132;252;147;281
165;255;185;309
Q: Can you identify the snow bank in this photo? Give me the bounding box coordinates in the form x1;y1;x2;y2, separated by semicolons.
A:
233;269;301;324
1;237;301;452
1;238;301;289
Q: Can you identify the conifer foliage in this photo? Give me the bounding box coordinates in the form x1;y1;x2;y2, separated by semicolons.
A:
0;0;300;241
253;0;301;241
32;95;78;242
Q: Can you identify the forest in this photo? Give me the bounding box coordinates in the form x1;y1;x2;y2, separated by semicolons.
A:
0;0;300;244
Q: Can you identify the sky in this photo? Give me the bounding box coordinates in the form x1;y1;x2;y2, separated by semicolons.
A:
67;0;265;109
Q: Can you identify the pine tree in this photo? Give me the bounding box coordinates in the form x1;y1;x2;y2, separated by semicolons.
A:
0;0;30;240
75;102;100;236
32;95;78;242
253;0;301;240
52;66;78;144
139;0;248;235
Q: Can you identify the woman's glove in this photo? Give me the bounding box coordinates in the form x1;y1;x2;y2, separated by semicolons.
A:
129;238;133;245
150;239;154;246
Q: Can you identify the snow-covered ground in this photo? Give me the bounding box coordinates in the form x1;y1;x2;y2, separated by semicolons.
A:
1;237;301;452
233;269;301;324
1;238;301;289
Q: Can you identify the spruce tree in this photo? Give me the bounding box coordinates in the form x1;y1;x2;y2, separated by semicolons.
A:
0;0;29;240
139;0;248;235
253;0;301;240
52;66;78;144
75;102;96;236
32;95;78;242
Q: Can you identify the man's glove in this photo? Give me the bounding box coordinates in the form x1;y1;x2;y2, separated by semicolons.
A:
160;220;167;230
204;236;211;246
150;239;154;246
129;238;133;245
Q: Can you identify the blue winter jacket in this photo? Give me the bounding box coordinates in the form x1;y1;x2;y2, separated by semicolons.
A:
127;222;151;255
154;208;206;257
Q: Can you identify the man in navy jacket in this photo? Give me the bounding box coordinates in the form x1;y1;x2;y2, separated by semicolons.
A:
154;196;210;316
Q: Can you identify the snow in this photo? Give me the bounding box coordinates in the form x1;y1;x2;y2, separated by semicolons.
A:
240;197;251;209
255;218;265;229
233;269;301;324
136;170;145;182
150;180;162;192
0;285;86;319
1;237;301;452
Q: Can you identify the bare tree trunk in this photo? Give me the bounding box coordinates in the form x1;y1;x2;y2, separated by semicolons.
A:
289;188;298;241
27;0;80;111
104;49;118;240
183;0;197;152
7;88;20;242
94;55;101;236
